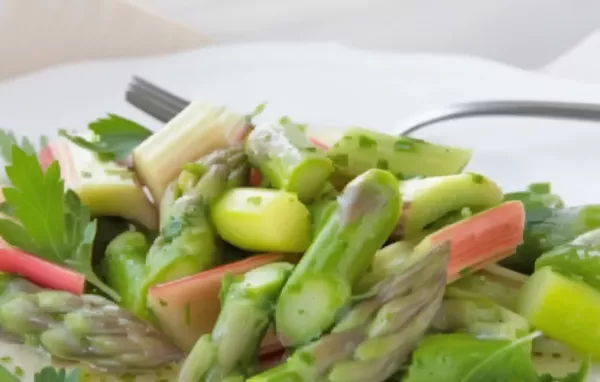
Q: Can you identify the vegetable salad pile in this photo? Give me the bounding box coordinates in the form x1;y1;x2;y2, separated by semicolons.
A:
0;101;596;381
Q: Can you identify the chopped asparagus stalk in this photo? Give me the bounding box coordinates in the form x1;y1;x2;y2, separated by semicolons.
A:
394;173;503;240
133;101;251;203
326;127;472;185
178;263;294;382
0;274;182;373
518;266;600;360
141;148;249;306
103;231;150;320
249;240;449;382
275;169;401;346
211;188;311;253
44;137;158;230
245;118;334;202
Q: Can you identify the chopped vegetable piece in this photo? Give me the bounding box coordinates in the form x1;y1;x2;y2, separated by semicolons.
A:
245;118;334;202
309;198;337;237
432;290;530;340
59;114;153;161
249;240;449;382
275;169;401;346
0;146;118;300
42;137;158;230
144;148;249;292
535;228;600;291
103;231;150;320
133;101;251;202
0;246;85;295
404;333;540;382
449;264;527;311
158;146;249;228
326;127;472;186
178;262;293;382
211;188;311;253
518;266;600;361
394;173;503;239
416;201;525;283
0;274;182;373
147;253;293;351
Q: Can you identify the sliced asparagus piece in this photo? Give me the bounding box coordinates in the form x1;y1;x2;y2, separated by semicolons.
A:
394;173;503;240
326;128;472;186
179;262;294;382
248;241;450;382
144;147;249;290
274;169;401;347
211;188;311;253
133;101;252;203
245;118;334;202
103;231;150;320
0;274;183;374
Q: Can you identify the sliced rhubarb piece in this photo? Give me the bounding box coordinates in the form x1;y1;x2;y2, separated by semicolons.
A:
0;246;85;294
42;138;158;230
133;101;252;203
147;253;297;351
415;201;525;282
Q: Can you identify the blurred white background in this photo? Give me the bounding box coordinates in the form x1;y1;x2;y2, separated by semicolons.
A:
128;0;600;69
1;0;600;80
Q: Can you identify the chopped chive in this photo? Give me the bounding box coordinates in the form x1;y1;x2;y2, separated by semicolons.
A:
393;138;415;152
528;182;551;194
358;135;377;149
470;173;484;184
376;158;389;170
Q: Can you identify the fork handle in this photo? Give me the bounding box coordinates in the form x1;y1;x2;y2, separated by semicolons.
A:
399;100;600;136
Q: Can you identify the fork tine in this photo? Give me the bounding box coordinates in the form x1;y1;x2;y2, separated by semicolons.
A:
126;89;182;123
125;76;191;123
131;76;190;111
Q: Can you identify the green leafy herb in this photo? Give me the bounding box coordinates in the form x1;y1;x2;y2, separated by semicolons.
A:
34;366;81;382
246;103;267;124
460;331;542;381
0;364;19;382
0;129;49;186
59;114;152;160
0;146;120;300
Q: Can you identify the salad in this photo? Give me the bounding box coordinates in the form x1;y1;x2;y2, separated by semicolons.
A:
0;100;595;382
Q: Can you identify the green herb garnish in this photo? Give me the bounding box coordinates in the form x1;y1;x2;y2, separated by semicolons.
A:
59;114;152;161
0;146;120;300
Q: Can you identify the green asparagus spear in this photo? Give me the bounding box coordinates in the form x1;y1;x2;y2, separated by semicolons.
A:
144;147;249;288
245;118;334;202
179;263;294;382
0;274;183;373
326;128;472;186
249;241;450;382
274;169;401;346
103;231;150;320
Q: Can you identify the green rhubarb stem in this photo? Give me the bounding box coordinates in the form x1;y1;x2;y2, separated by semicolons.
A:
0;274;182;373
103;231;150;320
275;169;401;347
245;117;334;202
178;263;294;382
326;128;472;185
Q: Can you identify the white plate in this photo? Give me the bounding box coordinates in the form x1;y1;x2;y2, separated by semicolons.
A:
1;42;600;381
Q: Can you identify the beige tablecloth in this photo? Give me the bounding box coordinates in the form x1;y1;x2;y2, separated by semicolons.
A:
0;0;207;81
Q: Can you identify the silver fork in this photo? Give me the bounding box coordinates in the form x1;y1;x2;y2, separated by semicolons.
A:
125;76;600;136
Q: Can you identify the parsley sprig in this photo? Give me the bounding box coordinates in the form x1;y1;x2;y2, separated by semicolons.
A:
0;364;81;382
0;146;119;301
59;114;152;161
0;129;49;186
